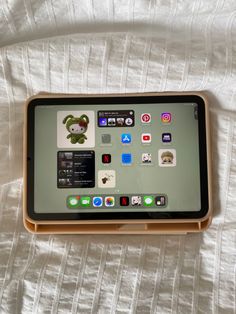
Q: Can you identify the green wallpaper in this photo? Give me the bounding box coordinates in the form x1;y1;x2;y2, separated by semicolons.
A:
34;103;201;213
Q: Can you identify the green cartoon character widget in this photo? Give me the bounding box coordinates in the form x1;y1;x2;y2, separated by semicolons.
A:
63;114;89;144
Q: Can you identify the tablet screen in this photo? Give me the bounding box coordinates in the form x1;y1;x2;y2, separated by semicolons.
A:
28;95;209;220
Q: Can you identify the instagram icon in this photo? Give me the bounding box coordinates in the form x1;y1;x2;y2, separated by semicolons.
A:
161;112;171;123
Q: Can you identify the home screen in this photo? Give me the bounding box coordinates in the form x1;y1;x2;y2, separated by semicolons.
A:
34;103;201;213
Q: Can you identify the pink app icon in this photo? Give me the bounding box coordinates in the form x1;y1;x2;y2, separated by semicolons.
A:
161;112;171;123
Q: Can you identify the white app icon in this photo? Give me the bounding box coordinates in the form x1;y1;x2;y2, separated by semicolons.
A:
158;149;176;167
141;133;152;143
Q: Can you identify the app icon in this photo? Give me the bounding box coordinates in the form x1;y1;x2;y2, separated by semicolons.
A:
99;117;107;126
102;154;111;164
144;196;154;207
122;153;132;165
141;133;151;144
120;196;129;206
125;117;133;126
131;196;142;206
105;196;115;207
80;196;91;207
98;170;116;188
155;195;167;207
121;133;132;144
142;153;152;163
93;197;103;207
141;113;151;123
116;118;125;126
67;196;80;208
158;149;176;167
161;112;171;123
162;133;172;143
101;134;111;144
108;118;116;126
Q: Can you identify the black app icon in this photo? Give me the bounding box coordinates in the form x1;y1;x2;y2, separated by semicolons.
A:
120;196;129;206
102;154;111;164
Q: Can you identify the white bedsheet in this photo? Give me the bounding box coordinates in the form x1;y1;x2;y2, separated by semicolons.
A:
0;0;236;313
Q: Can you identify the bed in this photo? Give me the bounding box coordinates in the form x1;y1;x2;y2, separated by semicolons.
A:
0;0;236;313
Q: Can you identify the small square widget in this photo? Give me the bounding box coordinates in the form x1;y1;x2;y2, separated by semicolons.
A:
98;170;116;188
162;133;172;143
131;196;142;206
158;149;176;167
141;133;151;144
105;196;115;207
122;153;132;165
101;134;111;144
142;153;152;163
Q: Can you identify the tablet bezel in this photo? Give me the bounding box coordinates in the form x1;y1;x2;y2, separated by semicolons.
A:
26;94;209;221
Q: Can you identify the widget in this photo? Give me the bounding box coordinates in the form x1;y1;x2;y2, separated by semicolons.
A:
98;170;116;188
141;113;151;124
58;151;95;188
101;134;111;144
105;196;115;207
93;197;103;207
120;196;129;206
142;153;152;163
158;149;176;167
162;133;172;143
155;195;167;207
98;110;135;127
102;154;111;164
143;196;154;207
131;196;142;206
161;112;171;124
121;133;132;144
141;133;152;144
122;153;132;165
80;196;91;207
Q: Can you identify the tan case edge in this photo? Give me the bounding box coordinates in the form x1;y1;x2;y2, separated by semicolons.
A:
23;91;212;234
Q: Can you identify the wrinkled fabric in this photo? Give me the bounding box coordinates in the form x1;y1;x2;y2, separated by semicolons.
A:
0;0;236;313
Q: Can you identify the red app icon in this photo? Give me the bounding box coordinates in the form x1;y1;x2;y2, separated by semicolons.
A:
141;133;151;143
141;113;151;123
102;154;111;163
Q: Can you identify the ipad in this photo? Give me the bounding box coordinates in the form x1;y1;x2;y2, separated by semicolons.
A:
26;93;211;222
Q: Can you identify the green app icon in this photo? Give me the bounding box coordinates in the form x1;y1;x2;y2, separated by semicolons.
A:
143;196;154;207
80;196;91;207
67;196;80;208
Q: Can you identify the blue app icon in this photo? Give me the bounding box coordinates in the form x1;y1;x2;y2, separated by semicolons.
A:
99;117;107;126
122;153;132;164
93;197;103;207
121;133;132;144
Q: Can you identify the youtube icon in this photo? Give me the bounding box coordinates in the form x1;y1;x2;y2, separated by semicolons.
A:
141;133;151;143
